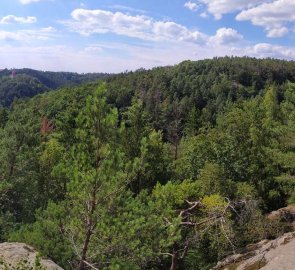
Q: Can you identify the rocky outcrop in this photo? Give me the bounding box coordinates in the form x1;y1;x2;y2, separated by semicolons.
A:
267;204;295;228
212;232;295;270
0;242;63;269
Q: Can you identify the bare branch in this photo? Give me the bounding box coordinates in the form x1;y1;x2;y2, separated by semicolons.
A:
180;215;222;227
179;201;201;218
180;243;189;259
220;217;236;254
160;252;173;257
82;260;100;270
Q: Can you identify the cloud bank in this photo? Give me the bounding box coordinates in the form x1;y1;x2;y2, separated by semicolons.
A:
0;15;37;24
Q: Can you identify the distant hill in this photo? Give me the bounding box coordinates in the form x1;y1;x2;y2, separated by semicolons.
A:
0;68;109;107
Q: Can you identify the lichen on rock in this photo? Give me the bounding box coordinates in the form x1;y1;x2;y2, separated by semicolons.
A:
0;242;63;270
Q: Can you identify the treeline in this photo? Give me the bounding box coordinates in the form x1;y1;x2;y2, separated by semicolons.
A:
0;68;109;107
0;57;294;269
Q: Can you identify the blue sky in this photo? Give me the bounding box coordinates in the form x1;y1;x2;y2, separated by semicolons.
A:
0;0;294;73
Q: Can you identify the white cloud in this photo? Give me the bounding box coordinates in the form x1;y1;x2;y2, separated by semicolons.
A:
0;31;23;42
19;0;40;4
198;0;263;19
1;6;295;73
108;5;146;14
84;46;103;53
236;0;295;38
68;9;153;39
153;21;206;42
0;15;37;24
210;27;243;44
184;1;199;11
0;27;57;42
197;0;294;37
1;39;295;73
200;12;209;18
65;9;206;43
0;42;236;73
41;26;56;33
249;43;295;59
266;27;289;38
19;0;54;4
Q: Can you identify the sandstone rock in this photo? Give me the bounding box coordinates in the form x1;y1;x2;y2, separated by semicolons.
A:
267;205;295;224
212;232;295;270
0;242;63;270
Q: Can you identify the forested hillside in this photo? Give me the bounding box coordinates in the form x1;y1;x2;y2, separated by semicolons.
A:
0;68;109;107
0;57;295;270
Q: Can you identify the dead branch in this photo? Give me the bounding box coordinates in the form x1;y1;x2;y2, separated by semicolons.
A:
82;260;100;270
179;201;201;218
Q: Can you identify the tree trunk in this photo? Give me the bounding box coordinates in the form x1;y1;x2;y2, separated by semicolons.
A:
78;225;93;270
170;251;178;270
78;193;97;270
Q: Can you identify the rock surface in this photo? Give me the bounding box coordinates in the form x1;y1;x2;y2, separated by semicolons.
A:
0;242;63;269
267;204;295;228
212;232;295;270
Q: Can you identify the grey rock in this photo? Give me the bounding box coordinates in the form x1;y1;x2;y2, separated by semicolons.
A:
267;205;295;226
0;242;63;270
212;232;295;270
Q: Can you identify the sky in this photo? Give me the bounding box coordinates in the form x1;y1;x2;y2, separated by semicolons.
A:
0;0;295;73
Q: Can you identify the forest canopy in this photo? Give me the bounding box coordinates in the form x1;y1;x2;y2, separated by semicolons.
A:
0;57;295;270
0;68;108;107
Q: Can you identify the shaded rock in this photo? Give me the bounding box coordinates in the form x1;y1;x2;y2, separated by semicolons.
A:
0;242;63;269
267;205;295;226
212;232;295;270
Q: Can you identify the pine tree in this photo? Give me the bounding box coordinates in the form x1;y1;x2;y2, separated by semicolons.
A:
65;84;140;269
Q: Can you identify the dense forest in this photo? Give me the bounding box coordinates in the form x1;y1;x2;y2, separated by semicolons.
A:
0;57;295;269
0;68;108;107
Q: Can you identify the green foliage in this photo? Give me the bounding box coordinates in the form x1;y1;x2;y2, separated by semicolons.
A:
0;74;48;107
0;69;108;107
197;162;235;197
38;138;67;204
0;107;8;128
9;201;73;269
1;57;295;269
